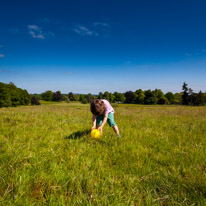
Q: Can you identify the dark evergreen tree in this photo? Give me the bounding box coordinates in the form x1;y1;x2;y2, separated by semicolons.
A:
182;82;189;105
188;88;194;105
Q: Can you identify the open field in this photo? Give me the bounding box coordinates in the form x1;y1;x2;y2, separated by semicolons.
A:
0;103;206;205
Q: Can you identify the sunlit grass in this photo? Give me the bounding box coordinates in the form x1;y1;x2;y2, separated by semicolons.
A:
0;104;206;205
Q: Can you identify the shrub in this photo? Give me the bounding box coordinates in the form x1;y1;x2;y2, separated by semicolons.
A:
31;96;40;105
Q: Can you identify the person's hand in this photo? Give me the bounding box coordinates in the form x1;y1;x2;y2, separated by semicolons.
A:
98;126;103;135
91;126;96;130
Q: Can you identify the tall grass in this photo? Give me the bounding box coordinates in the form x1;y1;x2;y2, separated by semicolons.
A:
0;103;206;205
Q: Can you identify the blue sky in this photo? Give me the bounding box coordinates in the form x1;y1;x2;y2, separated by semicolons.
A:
0;0;206;94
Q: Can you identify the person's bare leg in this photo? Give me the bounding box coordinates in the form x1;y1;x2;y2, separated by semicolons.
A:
112;125;119;135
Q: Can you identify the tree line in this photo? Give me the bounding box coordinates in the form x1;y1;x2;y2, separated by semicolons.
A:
0;81;206;108
36;82;206;106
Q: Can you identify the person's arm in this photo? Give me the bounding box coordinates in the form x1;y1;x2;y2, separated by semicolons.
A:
91;114;96;129
98;113;108;134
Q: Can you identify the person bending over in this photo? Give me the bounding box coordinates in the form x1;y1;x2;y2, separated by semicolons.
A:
91;99;120;137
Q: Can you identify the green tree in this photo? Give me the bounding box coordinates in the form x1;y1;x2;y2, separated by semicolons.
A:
173;93;182;104
81;97;88;104
109;93;115;103
103;91;110;101
98;92;103;99
62;95;69;102
165;92;175;104
79;94;84;102
0;82;30;107
86;93;94;103
42;90;53;101
68;92;75;101
153;89;165;104
0;88;11;107
153;89;164;99
119;93;126;102
20;89;31;105
144;90;156;104
114;92;126;102
135;89;145;104
74;94;79;101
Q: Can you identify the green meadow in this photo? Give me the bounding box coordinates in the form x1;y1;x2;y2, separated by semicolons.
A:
0;102;206;205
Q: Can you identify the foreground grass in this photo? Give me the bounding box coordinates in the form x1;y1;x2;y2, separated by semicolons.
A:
0;104;206;205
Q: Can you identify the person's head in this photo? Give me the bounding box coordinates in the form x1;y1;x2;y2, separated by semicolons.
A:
91;99;105;116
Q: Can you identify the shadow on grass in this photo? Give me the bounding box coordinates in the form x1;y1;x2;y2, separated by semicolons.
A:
65;129;90;140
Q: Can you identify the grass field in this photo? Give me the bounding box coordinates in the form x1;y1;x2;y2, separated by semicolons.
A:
0;102;206;205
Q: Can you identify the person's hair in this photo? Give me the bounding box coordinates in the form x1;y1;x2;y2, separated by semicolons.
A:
90;99;105;116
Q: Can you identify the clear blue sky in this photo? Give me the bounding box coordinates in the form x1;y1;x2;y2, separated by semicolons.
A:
0;0;206;94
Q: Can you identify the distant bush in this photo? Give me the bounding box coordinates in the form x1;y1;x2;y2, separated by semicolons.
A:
31;96;40;105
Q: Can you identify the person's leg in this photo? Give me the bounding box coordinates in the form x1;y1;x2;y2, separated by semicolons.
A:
112;125;119;135
107;113;120;136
